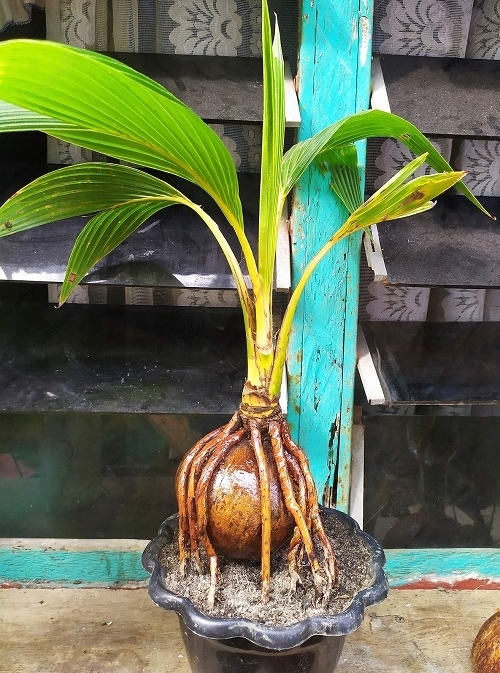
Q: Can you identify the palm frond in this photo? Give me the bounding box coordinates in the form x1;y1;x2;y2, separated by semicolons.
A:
281;109;492;218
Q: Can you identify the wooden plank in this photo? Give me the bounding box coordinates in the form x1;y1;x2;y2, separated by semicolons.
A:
0;588;498;672
336;0;374;513
387;548;500;589
0;588;189;673
288;0;373;510
3;541;500;590
339;589;500;672
0;540;149;588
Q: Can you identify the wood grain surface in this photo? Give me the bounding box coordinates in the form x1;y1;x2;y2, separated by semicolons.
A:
1;588;496;672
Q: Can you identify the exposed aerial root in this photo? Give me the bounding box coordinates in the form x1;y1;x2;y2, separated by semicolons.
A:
269;420;327;601
249;420;272;603
281;423;338;594
283;450;307;590
175;406;338;606
176;429;220;575
175;412;240;575
194;427;246;607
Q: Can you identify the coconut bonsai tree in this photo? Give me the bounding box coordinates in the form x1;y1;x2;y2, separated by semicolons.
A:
0;0;488;608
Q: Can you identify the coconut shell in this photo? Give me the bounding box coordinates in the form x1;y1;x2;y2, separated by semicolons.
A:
206;439;294;560
472;611;500;673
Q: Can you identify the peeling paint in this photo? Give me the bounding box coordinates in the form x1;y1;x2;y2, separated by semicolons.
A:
351;18;358;41
396;579;500;590
359;16;371;68
328;416;340;450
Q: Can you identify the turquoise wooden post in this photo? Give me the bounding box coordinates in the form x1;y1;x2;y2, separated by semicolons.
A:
287;0;373;511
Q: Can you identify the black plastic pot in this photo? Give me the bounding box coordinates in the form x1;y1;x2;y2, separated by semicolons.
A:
142;508;388;673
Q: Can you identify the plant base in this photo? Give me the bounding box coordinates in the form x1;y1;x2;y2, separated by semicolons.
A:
143;507;388;673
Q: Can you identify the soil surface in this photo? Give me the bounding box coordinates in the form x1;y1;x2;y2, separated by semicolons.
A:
158;512;375;627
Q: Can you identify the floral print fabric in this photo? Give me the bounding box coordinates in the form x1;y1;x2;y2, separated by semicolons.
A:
374;0;474;57
373;0;500;59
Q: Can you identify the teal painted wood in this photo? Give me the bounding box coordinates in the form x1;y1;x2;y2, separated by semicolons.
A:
2;545;499;588
288;0;374;511
0;546;148;587
336;0;374;512
386;549;500;588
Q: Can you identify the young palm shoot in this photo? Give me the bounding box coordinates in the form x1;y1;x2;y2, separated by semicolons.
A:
0;0;489;607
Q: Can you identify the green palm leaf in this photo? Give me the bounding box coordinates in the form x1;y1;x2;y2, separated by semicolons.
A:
73;48;191;107
0;40;243;229
0;100;76;133
60;192;255;329
341;163;467;236
258;7;286;308
270;163;467;396
0;163;186;236
59;199;176;304
281;109;492;218
316;144;363;214
0;161;253;314
0;0;492;397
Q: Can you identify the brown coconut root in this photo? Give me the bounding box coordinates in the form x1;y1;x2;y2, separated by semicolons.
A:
175;407;338;608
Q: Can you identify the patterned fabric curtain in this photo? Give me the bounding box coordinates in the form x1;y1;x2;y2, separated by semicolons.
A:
373;0;500;59
0;0;44;31
44;0;263;55
373;0;475;58
373;0;500;60
466;0;500;59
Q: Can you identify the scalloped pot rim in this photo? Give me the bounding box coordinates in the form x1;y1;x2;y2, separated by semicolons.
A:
142;506;389;650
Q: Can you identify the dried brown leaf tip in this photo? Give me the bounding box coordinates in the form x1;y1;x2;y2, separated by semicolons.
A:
402;190;425;205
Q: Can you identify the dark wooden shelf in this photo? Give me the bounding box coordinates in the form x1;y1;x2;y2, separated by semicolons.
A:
366;194;500;288
359;321;500;406
376;55;500;139
0;163;266;290
108;53;300;127
0;301;245;414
